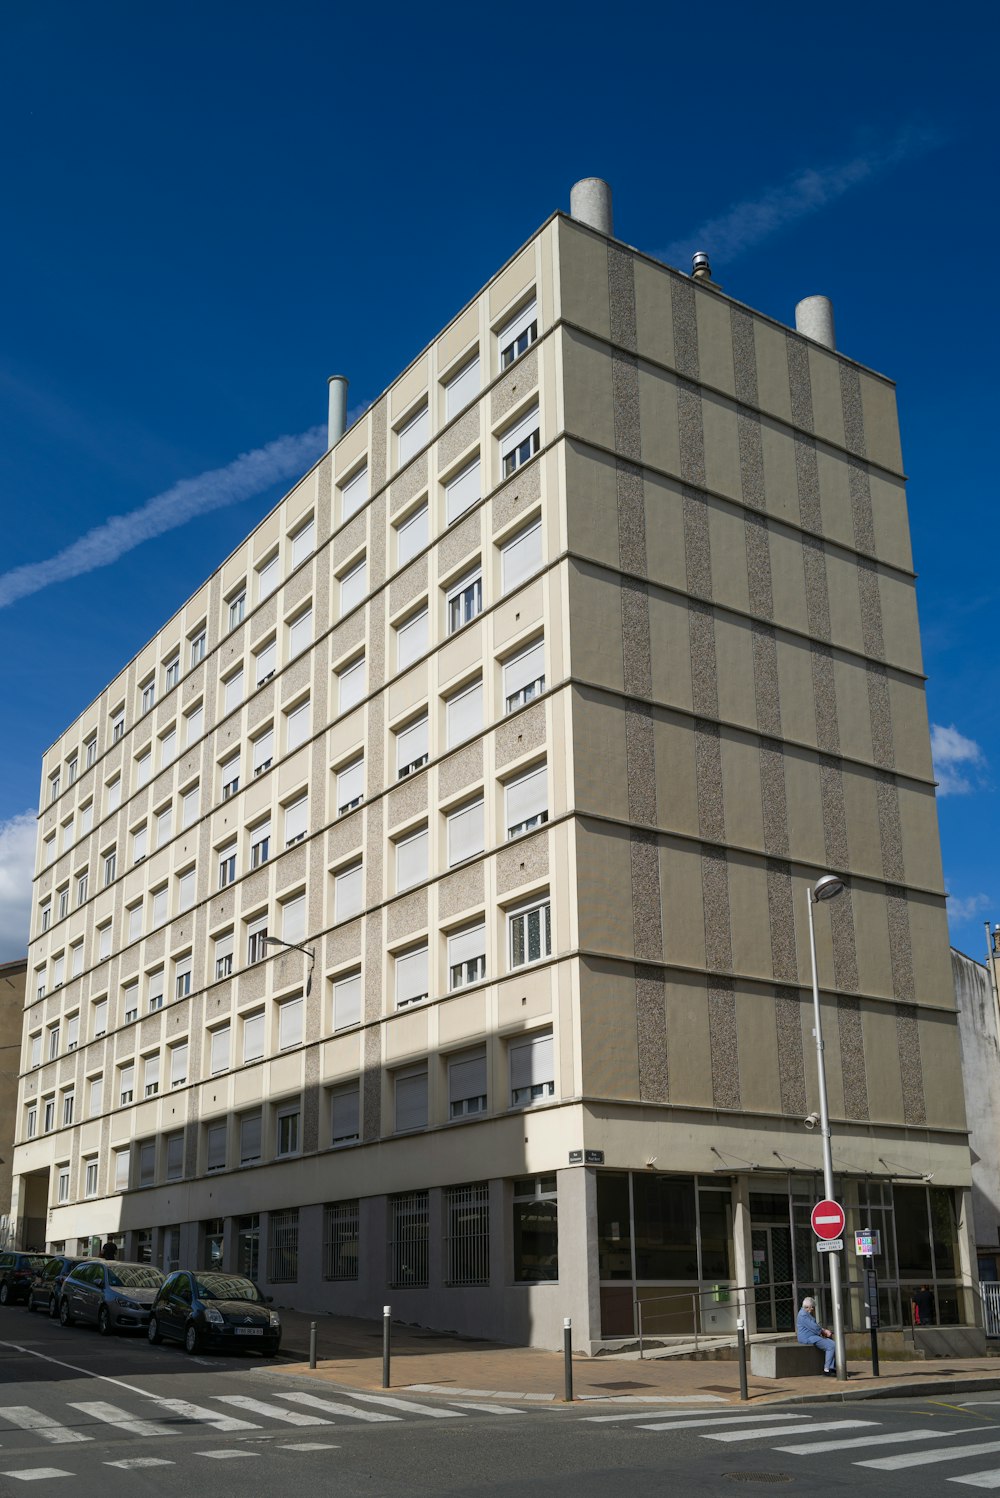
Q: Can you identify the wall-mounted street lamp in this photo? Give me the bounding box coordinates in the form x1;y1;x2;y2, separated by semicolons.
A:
807;872;847;1382
263;936;316;996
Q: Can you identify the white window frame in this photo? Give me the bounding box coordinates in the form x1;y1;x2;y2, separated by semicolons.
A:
503;637;546;714
255;639;276;687
444;456;480;524
396;606;428;671
498;297;538;369
509;1030;555;1109
340;464;368;520
332;971;361;1032
338;656;366;713
395;826;428;893
336;757;364;814
334;862;363;924
445;680;483;749
395;944;429;1010
339;558;367;616
508;896;552;970
228;590;246;630
446;567;483;635
396;502;428;567
501;517;543;595
397;405;429;467
500;406;540;478
505;763;548;838
444;353;480;420
290;516;315;569
447;922;487;991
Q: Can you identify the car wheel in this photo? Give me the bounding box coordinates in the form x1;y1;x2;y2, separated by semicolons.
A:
48;1295;59;1320
148;1315;163;1346
59;1298;74;1327
183;1322;200;1355
26;1294;36;1314
97;1306;112;1337
0;1282;10;1306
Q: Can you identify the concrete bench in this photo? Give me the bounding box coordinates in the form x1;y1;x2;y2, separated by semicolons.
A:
749;1341;826;1378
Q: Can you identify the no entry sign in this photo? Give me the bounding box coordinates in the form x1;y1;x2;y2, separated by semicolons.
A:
811;1198;846;1240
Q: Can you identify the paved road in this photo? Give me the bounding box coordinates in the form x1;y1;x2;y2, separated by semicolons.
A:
4;1311;1000;1495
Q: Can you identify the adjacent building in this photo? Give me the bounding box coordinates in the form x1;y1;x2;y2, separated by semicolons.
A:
11;181;973;1349
0;958;27;1244
954;940;1000;1291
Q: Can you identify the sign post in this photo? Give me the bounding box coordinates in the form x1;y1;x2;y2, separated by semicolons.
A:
811;1199;846;1369
855;1228;881;1378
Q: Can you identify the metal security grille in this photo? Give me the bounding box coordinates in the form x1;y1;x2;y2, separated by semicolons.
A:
388;1191;429;1288
445;1183;490;1286
323;1200;360;1281
268;1208;299;1283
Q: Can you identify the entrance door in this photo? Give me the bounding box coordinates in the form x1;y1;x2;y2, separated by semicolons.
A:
752;1226;795;1331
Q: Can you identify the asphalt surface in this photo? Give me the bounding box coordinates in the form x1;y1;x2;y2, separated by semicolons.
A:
3;1310;1000;1495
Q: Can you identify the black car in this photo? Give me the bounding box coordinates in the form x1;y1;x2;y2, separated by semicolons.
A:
148;1270;281;1355
0;1252;48;1306
27;1255;85;1317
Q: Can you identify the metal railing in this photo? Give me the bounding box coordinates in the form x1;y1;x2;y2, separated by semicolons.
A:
634;1279;801;1359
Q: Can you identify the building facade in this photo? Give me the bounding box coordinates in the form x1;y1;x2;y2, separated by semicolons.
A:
11;184;973;1350
0;957;27;1244
954;942;1000;1291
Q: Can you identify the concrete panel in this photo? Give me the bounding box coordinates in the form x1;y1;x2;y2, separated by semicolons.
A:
783;749;826;872
497;966;552;1027
841;766;883;879
695;290;736;396
833;656;875;766
438;989;489;1047
653;713;699;840
638;366;681;477
579;960;641;1100
384;1008;430;1063
909;893;955;1006
860;375;903;475
880;573;923;675
768;529;810;635
555;222;610;342
437;304;479;375
720;730;765;853
321;1032;363;1080
564;441;620;571
889;677;934;781
572;689;629;823
561;329;615;452
568;565;624;692
870;472;913;571
735;986;782;1113
660;837;707;973
706;500;750;616
898;781;945;892
826;551;865;657
753;321;794;427
807;348;847;452
851;885;894;1000
664;973;714;1108
575;820;635;958
643;473;687;593
860;1001;906;1124
814;447;855;553
649;593;695;715
917;1008;967;1130
714;614;757;731
728;853;773;982
702;395;742;504
633;257;675;369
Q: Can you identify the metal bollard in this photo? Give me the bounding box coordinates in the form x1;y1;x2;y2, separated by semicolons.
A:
736;1317;749;1402
382;1305;391;1389
309;1320;317;1370
563;1317;573;1402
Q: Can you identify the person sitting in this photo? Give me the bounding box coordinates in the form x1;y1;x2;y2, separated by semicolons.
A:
796;1295;836;1375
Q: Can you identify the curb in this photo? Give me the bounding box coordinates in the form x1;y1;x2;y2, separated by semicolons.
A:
757;1375;1000;1406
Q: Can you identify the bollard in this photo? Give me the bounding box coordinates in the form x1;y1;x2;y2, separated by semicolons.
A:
563;1317;573;1402
736;1317;749;1402
382;1305;391;1389
309;1320;317;1370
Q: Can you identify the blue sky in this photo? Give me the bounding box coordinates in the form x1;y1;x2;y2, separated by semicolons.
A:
0;1;996;963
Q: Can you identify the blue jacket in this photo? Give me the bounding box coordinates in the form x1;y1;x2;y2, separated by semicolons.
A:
796;1307;825;1343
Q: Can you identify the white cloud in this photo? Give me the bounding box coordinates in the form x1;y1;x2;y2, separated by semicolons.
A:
0;810;36;962
948;891;992;926
661;124;941;267
931;722;988;796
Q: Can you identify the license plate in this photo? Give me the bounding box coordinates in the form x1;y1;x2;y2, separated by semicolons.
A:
235;1327;264;1335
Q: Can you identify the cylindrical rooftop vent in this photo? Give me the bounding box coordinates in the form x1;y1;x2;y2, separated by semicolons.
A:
691;251;712;281
570;178;613;237
795;296;836;351
328;375;349;448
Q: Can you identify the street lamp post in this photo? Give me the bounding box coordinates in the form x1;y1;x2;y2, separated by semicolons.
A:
806;873;848;1382
263;936;316;995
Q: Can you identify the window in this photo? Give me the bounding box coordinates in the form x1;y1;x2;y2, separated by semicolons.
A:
508;897;551;968
57;887;69;920
257;553;279;600
182;783;200;828
338;656;365;713
282;893;305;945
447;568;483;634
255;640;276;687
499;297;538;368
49;771;61;803
128;903;143;942
243;1010;265;1064
62;1089;75;1126
240;1112;262;1166
174;953;192;999
334;862;363;923
60;818;73;855
290;516;315;568
247;915;269;964
512;1174;558;1282
143;1053;160;1097
341;464;368;520
329;1086;360;1147
214;930;234;980
48;1025;60;1060
57;1166;70;1204
448;923;486;990
396;826;428;892
79;800;93;836
103;848;116;886
207;1123;227;1173
123;982;139;1022
332;971;361;1031
278;996;303;1050
170;1042;188;1088
26;1104;37;1139
160;727;177;766
444;354;480;419
389;1191;429;1287
276;1104;300;1155
114;1147;131;1191
396;607;428;671
228;590;246;630
340;559;367;615
43;1097;55;1132
52;952;65;988
29;1032;42;1067
88;1076;102;1115
397;405;429;467
147;968;164;1012
44;833;56;866
445;456;480;524
35;971;45;1001
67;754;78;785
137;751;151;787
185;704;203;747
506;764;548;837
132;825;147;863
164;654;180;691
394;1068;428;1133
501;406;540;477
85;1159;99;1197
284;794;308;846
395;945;428;1009
156;804;173;848
218;842;237;888
190;630;206;667
446;1182;490;1286
107;777;121;811
288;607;312;657
141;679;156;713
119;1062;135;1106
40;901;51;933
336;757;364;813
210;1024;231;1075
71;941;83;976
224;669;244;713
165;1133;184;1181
396;715;428;778
85;734;97;768
92;998;108;1038
112;711;125;744
446;680;482;748
250;818;271;869
221;752;240;800
152;885;168;926
396;503;428;567
501;518;543;594
178;866;196;911
324;1198;360;1277
443;798;483;870
286;698;310;751
449;1052;487;1119
268;1207;299;1282
510;1031;555;1108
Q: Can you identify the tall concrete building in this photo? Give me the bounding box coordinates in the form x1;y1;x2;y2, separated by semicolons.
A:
12;181;973;1350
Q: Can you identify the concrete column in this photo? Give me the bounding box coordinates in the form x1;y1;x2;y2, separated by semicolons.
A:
361;1195;388;1318
328;376;348;449
731;1175;756;1333
570;178;613;237
794;296;836;350
298;1203;324;1302
555;1166;600;1349
428;1187;445;1292
957;1186;981;1326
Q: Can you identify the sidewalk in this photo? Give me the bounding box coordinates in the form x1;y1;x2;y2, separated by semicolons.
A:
268;1306;1000;1406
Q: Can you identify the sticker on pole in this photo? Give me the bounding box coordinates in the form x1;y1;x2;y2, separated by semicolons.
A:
811;1198;846;1240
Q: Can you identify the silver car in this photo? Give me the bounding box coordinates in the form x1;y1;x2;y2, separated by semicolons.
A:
60;1260;164;1335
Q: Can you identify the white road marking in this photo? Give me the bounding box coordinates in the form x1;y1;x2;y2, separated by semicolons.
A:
706;1419;878;1442
589;1407;799;1425
196;1450;255;1460
212;1396;332;1427
639;1413;815;1434
445;1402;521;1415
68;1401;177;1438
1;1470;73;1482
860;1440;1000;1471
276;1443;340;1451
950;1472;1000;1489
104;1459;175;1470
334;1392;462;1418
276;1393;396;1423
778;1428;980;1455
0;1409;91;1444
148;1397;260;1433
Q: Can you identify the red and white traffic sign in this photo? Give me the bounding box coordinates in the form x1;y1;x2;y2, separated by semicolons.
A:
811;1199;846;1240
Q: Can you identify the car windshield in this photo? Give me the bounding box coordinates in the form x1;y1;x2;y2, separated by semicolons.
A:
107;1266;164;1289
194;1274;263;1303
23;1256;46;1269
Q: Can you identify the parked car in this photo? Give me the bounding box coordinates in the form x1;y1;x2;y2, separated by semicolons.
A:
148;1270;281;1355
59;1260;164;1335
27;1255;85;1317
0;1252;48;1306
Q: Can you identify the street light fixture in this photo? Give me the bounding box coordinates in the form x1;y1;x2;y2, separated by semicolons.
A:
263;935;316;996
807;873;847;1382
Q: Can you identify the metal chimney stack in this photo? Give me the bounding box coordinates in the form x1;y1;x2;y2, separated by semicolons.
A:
570;178;613;237
327;375;349;449
794;296;836;351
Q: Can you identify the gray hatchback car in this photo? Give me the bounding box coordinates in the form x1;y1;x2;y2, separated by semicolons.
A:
60;1260;164;1335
